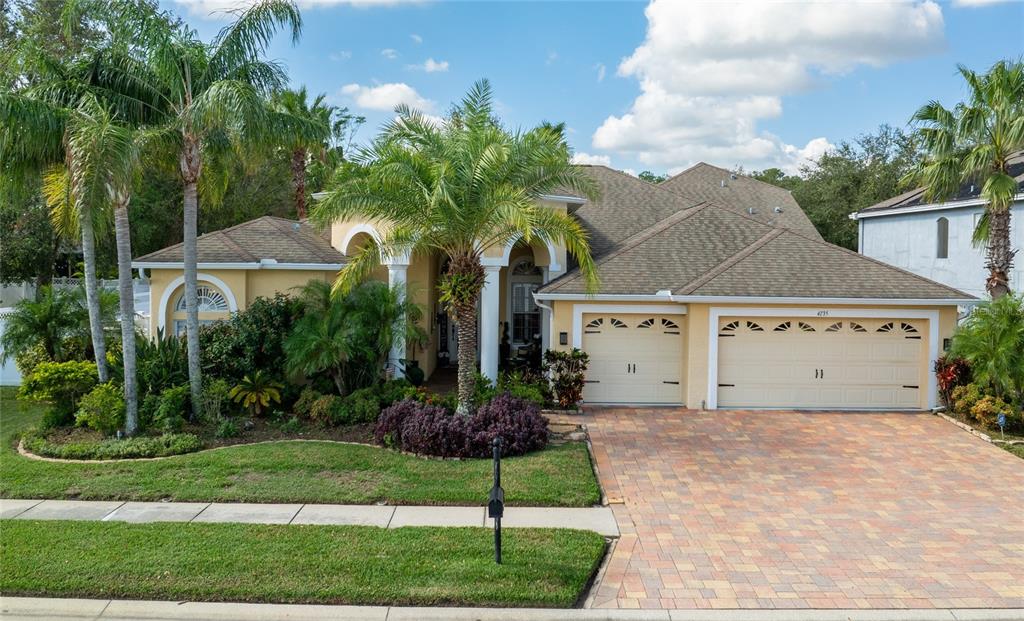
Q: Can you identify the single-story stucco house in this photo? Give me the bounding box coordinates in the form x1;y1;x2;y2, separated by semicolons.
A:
133;163;974;410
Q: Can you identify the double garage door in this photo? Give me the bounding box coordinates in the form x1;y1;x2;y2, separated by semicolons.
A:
582;314;684;404
717;317;925;409
580;312;927;409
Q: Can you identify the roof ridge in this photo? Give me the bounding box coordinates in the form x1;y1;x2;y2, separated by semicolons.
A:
266;216;339;263
546;203;711;292
661;162;705;186
674;228;784;295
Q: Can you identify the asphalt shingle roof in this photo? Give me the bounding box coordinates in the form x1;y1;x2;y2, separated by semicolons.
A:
134;216;345;265
858;150;1024;214
543;167;973;300
660;162;822;239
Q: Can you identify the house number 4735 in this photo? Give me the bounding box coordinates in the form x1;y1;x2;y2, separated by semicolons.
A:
816;310;830;317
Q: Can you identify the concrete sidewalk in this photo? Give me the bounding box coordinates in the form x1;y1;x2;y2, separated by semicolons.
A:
0;499;619;536
4;597;1024;621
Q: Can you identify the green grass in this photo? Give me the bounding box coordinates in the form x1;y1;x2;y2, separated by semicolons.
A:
0;387;600;506
1000;443;1024;460
0;520;606;607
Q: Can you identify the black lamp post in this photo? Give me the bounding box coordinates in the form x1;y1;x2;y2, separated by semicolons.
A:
488;437;505;564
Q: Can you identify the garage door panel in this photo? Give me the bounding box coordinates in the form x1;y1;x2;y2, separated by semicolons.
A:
583;314;684;404
717;317;925;409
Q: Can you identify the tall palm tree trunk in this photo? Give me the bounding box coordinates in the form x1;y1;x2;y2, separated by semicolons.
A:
455;300;478;416
291;147;307;220
79;213;109;382
181;137;203;418
113;194;138;434
985;208;1014;298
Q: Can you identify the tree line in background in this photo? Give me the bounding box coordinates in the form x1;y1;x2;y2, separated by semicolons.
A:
0;0;364;289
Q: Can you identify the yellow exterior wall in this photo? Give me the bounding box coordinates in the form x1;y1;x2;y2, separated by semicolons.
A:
547;299;958;410
147;268;334;338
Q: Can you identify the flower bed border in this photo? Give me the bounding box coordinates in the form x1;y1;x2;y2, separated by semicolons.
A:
933;410;1024;446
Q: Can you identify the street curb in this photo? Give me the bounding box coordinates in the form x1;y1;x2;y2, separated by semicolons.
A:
3;597;1024;621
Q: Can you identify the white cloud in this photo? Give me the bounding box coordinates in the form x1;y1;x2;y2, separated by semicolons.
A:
409;58;449;73
592;0;945;173
546;51;558;65
329;50;352;62
572;152;612;166
340;83;435;112
380;48;399;60
410;33;423;44
595;63;606;83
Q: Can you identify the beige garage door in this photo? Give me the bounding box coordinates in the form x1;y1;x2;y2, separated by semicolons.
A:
582;314;684;404
717;317;924;409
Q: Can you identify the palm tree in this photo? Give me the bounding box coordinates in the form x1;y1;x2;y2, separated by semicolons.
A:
86;0;304;415
57;95;143;434
0;54;112;383
0;285;80;364
284;280;426;395
905;60;1024;298
313;80;599;414
270;86;334;219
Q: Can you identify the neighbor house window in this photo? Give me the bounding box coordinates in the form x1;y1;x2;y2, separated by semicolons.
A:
936;217;949;259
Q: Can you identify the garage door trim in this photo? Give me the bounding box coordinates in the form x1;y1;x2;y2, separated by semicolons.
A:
571;303;687;348
706;307;939;410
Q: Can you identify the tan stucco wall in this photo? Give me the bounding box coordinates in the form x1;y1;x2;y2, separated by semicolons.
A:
548;299;958;410
147;268;335;338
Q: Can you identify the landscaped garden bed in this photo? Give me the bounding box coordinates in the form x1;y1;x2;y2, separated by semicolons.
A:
1;387;600;506
934;294;1024;461
0;520;606;608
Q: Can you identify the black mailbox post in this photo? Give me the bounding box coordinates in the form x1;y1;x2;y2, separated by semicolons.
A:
488;437;505;564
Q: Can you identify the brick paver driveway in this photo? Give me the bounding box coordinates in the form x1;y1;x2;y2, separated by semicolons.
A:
585;408;1024;610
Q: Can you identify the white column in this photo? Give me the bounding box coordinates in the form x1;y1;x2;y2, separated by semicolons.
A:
387;260;409;379
479;265;501;382
539;267;551;353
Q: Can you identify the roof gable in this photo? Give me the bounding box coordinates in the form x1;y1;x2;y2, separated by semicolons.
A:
659;162;822;239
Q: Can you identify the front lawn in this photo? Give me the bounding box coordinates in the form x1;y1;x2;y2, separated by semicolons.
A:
0;388;600;506
0;520;606;607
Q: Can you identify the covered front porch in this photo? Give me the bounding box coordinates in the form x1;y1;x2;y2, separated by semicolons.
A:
336;224;566;383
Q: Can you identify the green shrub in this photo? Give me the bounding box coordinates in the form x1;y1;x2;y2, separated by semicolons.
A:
75;383;125;435
337;388;380;425
215;419;240;439
498;370;551;407
200;294;301;385
294;387;322;418
13;344;51;377
376;378;417;407
952;383;982;417
153;385;190;433
308;394;342;427
201;378;234;422
950;293;1024;407
970;395;1014;430
21;428;203;460
135;330;189;396
18;360;99;422
41;407;75;430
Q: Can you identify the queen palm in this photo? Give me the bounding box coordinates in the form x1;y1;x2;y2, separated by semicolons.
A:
905;60;1024;298
0;52;111;383
55;95;144;434
87;0;304;415
313;80;599;413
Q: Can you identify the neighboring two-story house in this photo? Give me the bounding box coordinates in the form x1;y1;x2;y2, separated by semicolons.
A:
851;151;1024;299
134;163;972;410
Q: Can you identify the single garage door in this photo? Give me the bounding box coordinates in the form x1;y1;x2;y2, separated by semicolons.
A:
582;314;683;404
717;317;924;409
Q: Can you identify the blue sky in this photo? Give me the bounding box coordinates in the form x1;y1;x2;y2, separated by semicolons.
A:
172;0;1022;176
